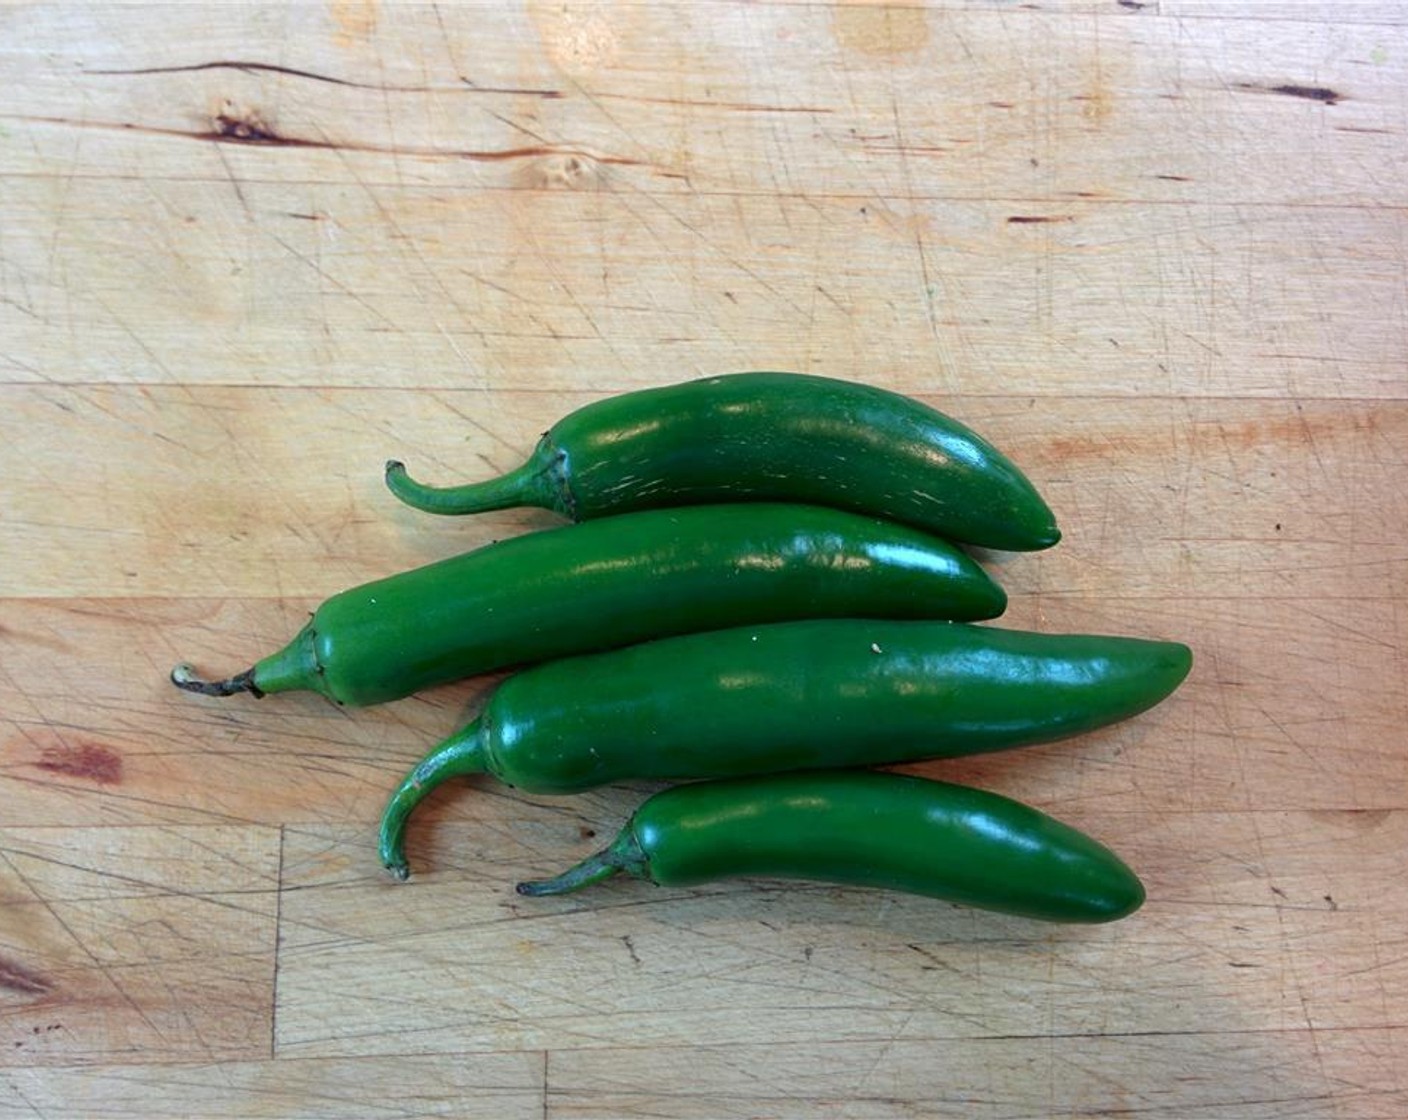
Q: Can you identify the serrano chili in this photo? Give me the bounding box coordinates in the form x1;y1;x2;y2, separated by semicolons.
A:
515;771;1145;924
386;372;1060;552
380;620;1190;878
171;504;1005;708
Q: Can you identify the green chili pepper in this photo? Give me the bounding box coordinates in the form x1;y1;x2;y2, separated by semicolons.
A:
515;771;1144;923
386;372;1060;552
170;503;1005;708
380;620;1189;879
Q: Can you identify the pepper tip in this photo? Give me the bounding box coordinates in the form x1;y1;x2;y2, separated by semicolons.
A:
169;663;262;698
383;861;411;883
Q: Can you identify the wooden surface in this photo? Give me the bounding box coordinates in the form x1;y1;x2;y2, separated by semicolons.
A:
3;2;1406;1116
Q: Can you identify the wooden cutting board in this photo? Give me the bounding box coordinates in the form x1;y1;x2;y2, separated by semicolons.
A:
3;3;1405;1116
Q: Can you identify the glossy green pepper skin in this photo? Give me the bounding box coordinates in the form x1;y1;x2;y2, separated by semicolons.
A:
516;771;1145;924
170;504;1005;708
386;372;1060;552
379;620;1190;878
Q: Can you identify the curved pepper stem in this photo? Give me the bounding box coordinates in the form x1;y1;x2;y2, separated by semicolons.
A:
379;720;490;881
170;664;263;698
384;445;564;517
170;621;323;703
515;830;646;897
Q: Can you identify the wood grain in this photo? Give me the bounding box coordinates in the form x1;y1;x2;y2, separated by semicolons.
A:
1;1053;546;1118
0;825;280;1066
4;185;1405;397
543;1031;1408;1120
4;6;1406;397
3;2;1405;1117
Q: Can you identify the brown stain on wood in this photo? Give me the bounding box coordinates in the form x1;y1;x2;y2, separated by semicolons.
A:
86;60;568;97
31;737;124;785
514;152;604;191
0;955;53;997
1043;431;1149;464
1007;214;1074;224
0;622;72;653
834;5;929;56
211;108;283;144
1236;82;1345;106
15;111;667;173
1226;409;1379;451
1044;409;1376;463
529;0;650;78
1073;89;1113;125
331;0;378;49
1074;47;1116;128
1308;808;1392;833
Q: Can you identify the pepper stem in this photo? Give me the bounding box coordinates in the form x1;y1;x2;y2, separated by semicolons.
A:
385;449;561;516
515;851;623;896
170;621;323;702
170;664;263;698
515;830;645;897
379;720;490;881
